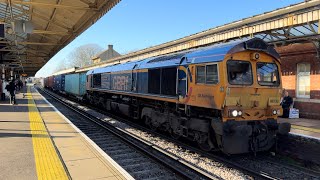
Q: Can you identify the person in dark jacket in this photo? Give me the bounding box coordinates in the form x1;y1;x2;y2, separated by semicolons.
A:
281;91;293;118
18;80;23;91
5;80;16;105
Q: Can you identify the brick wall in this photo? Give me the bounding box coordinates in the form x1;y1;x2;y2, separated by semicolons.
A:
294;101;320;119
275;43;320;119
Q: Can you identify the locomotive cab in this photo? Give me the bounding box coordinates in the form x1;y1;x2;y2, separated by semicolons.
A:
219;49;290;154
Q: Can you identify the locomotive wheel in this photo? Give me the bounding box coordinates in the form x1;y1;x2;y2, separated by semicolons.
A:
150;124;157;131
144;116;151;126
170;129;181;140
198;131;215;152
198;141;212;151
145;116;157;131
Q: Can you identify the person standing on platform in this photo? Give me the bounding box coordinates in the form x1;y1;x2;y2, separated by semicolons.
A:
18;80;23;91
280;90;293;118
5;80;16;105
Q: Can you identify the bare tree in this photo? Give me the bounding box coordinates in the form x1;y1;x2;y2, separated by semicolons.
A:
52;58;68;72
67;44;103;68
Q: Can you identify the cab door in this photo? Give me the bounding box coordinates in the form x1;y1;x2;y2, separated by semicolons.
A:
177;57;188;102
131;64;138;92
177;67;187;98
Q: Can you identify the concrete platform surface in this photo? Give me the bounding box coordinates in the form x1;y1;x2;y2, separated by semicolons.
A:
278;117;320;139
0;85;133;180
0;88;37;180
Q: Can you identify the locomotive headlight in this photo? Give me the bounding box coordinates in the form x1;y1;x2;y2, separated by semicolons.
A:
251;52;260;61
277;109;281;115
272;110;277;115
238;110;243;116
232;110;238;117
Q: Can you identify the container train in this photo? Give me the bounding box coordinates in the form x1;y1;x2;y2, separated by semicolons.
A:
44;38;290;154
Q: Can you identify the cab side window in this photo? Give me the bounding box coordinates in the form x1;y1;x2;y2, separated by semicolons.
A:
196;64;218;84
196;66;205;83
206;65;218;84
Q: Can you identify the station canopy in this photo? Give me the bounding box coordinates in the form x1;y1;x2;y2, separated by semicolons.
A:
79;0;320;72
0;0;120;76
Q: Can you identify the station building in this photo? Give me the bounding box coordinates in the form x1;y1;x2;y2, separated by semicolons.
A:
92;45;121;64
277;44;320;119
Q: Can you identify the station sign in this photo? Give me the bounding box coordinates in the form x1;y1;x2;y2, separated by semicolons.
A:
21;74;28;77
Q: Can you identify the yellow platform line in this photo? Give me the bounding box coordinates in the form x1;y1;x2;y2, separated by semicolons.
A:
27;86;69;180
292;125;320;133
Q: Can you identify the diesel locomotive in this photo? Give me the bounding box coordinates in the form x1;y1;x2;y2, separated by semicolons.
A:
46;38;291;154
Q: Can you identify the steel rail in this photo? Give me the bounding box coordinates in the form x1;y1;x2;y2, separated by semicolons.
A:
39;87;216;180
40;87;319;180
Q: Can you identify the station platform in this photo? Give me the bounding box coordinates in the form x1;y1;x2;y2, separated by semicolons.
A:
278;117;320;140
0;85;133;180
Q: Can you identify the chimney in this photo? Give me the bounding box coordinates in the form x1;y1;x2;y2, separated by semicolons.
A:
108;45;113;50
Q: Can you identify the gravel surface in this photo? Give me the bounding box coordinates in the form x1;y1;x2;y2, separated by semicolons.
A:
77;102;320;179
62;100;248;180
278;133;320;169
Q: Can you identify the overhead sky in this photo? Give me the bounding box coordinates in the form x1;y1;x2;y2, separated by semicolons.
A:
35;0;303;77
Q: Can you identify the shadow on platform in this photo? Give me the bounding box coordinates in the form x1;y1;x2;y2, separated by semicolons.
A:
0;132;74;138
0;121;70;125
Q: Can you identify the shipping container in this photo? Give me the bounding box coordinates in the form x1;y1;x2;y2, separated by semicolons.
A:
44;77;48;88
53;74;65;92
48;76;54;89
65;73;86;97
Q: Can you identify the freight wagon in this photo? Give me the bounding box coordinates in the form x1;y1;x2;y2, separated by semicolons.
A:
64;72;87;100
53;74;65;93
47;76;54;90
44;77;48;88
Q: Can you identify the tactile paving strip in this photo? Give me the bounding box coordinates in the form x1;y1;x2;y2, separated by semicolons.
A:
27;86;69;180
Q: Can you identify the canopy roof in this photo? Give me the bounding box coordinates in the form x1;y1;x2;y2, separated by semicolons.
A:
0;0;120;76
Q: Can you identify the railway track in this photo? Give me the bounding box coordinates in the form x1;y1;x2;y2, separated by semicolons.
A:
39;87;320;180
37;87;216;180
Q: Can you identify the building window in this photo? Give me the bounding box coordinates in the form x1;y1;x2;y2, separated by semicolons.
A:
297;63;310;98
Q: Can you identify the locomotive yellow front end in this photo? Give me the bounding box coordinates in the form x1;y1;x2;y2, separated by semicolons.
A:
218;49;291;154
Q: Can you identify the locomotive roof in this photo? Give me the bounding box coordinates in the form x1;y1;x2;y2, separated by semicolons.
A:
87;38;279;75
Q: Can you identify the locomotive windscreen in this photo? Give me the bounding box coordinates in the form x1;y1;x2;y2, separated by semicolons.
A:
227;60;253;85
257;62;280;86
